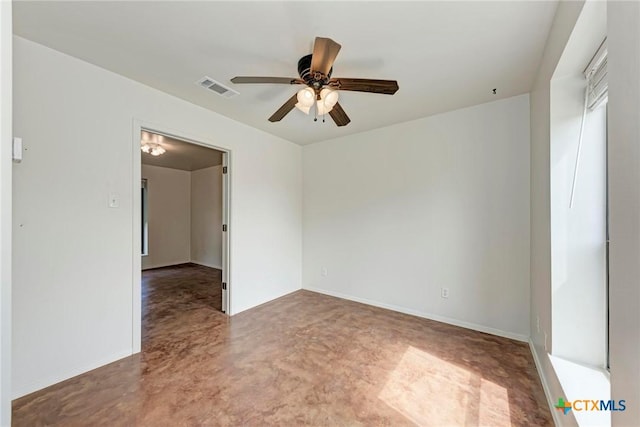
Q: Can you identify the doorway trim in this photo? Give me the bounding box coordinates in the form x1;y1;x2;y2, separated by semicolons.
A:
131;119;232;353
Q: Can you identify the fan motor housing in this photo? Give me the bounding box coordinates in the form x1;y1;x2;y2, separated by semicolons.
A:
298;54;332;87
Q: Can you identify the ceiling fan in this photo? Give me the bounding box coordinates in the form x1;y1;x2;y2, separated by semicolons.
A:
230;37;399;127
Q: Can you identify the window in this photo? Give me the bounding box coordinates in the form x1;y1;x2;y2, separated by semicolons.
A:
141;179;148;256
550;37;608;369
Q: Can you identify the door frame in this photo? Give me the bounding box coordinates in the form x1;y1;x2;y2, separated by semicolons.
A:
131;119;231;353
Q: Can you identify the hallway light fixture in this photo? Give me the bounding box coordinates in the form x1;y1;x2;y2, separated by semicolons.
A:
141;141;166;156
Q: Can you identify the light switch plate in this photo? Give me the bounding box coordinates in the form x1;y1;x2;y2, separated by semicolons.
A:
12;137;22;163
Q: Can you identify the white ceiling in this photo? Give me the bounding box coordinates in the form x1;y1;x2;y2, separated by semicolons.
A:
141;131;223;171
13;1;558;145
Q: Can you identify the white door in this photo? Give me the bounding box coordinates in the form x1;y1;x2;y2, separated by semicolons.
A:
221;152;229;314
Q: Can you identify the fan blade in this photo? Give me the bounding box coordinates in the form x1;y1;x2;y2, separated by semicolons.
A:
268;94;298;122
231;76;304;85
329;102;351;127
329;78;399;95
310;37;342;76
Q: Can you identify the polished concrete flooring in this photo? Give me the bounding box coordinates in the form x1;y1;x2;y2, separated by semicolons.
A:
13;264;552;426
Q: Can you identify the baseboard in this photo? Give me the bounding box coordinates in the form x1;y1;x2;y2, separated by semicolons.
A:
303;286;529;342
141;261;191;271
12;349;132;400
189;260;222;270
142;261;222;271
529;339;563;426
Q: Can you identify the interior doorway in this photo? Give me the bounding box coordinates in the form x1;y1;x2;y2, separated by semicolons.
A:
132;124;230;352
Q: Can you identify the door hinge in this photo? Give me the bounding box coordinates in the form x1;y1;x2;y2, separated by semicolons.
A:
222;166;228;174
222;282;227;290
223;224;227;232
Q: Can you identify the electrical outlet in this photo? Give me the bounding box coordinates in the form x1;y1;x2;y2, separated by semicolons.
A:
321;266;328;277
441;287;449;298
536;316;540;333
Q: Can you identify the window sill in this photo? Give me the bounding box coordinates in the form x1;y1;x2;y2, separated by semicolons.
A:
549;354;610;427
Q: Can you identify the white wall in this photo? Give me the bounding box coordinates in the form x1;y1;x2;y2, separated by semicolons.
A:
141;164;191;270
550;76;607;367
141;163;223;271
12;37;302;398
608;1;640;424
303;94;531;340
191;165;223;269
0;1;12;425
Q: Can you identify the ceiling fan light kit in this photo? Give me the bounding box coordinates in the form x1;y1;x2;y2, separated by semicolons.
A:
230;37;399;127
295;86;339;117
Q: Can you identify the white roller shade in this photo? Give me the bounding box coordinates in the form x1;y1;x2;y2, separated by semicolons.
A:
584;38;608;110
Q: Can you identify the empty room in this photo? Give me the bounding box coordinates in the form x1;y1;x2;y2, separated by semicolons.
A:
1;1;639;427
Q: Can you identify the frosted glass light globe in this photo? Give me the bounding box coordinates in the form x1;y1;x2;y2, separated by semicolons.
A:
296;87;315;107
320;88;339;108
316;100;333;115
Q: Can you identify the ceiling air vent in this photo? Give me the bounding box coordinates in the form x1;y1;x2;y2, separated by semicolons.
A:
196;76;239;99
